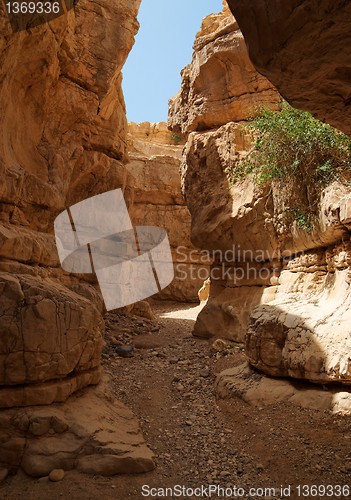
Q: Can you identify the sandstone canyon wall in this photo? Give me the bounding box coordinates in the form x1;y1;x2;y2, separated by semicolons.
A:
0;0;140;408
226;0;351;137
0;0;156;477
127;122;208;302
170;3;351;388
169;3;279;134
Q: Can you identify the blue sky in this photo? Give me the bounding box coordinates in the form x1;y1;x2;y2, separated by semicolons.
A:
123;0;223;123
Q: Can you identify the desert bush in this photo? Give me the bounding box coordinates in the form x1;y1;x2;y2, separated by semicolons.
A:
227;101;351;186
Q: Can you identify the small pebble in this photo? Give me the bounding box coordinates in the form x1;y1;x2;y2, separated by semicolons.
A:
115;345;134;358
110;337;123;346
220;470;231;477
49;469;65;482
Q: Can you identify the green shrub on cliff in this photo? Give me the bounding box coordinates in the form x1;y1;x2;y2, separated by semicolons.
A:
228;101;351;186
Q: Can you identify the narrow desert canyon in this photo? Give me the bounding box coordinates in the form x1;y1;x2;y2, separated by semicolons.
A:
0;0;350;497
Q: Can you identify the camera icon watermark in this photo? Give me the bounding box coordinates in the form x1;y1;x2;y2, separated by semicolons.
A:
54;189;174;311
3;0;77;33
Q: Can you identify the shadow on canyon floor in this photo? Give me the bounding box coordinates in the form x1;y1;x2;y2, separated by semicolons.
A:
0;301;350;500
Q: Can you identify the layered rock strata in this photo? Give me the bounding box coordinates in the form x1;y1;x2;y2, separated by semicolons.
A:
226;0;351;136
170;3;351;386
216;363;351;415
0;377;155;476
0;0;140;405
127;122;209;302
169;2;280;134
0;0;158;476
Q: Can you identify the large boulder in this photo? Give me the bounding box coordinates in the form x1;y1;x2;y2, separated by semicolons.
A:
0;378;155;476
0;273;104;407
246;253;351;384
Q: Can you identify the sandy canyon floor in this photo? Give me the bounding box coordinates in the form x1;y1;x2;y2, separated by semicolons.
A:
1;302;350;500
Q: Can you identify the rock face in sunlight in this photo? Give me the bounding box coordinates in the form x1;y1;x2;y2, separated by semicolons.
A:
127;122;210;302
168;2;280;134
170;3;351;386
226;0;351;136
246;262;351;384
0;0;140;403
0;273;104;407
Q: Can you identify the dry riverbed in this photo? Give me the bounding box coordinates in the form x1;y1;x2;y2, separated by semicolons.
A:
1;302;350;499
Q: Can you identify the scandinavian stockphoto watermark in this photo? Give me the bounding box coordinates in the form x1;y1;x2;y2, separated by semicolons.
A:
54;189;306;309
174;245;301;284
54;189;174;311
3;0;76;32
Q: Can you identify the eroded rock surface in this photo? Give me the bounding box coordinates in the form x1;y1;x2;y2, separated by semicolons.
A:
127;122;209;302
0;273;104;407
0;0;140;405
171;3;351;387
169;2;280;134
181;122;351;384
0;378;155;476
226;0;351;136
246;255;351;384
217;362;351;415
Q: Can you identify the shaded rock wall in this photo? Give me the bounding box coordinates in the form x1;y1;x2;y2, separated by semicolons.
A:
127;122;208;302
226;0;351;136
0;0;141;406
0;377;155;477
170;3;351;385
